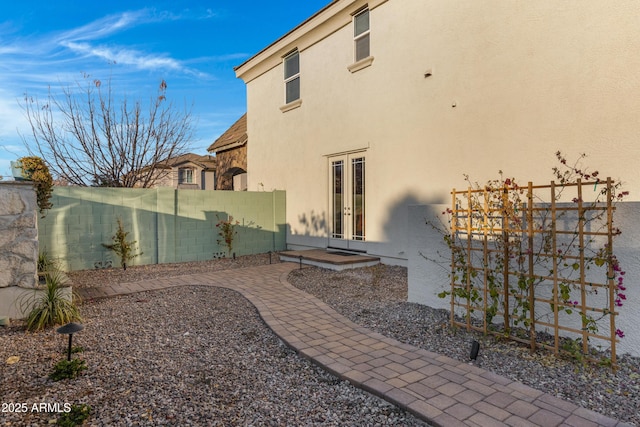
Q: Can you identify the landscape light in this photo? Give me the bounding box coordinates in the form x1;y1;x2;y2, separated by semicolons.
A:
56;322;84;361
470;340;480;361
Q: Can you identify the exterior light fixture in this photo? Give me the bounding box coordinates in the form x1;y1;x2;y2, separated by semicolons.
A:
56;322;84;361
470;340;480;361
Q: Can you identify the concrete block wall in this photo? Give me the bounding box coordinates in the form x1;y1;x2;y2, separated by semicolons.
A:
38;188;157;270
408;203;640;358
39;188;286;271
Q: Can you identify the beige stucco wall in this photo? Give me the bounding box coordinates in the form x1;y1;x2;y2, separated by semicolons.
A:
240;0;640;262
144;165;215;190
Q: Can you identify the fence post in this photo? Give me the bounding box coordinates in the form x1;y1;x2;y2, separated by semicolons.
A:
550;181;560;354
483;188;489;334
466;187;473;331
450;189;457;327
606;177;617;366
576;179;589;355
527;182;536;351
502;185;510;332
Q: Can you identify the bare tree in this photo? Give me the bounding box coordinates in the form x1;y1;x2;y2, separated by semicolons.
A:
21;76;193;187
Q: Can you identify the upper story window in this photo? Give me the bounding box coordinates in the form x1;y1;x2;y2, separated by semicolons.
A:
354;8;370;62
178;168;193;184
284;50;300;104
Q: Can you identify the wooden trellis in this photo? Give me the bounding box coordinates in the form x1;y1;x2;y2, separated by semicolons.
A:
448;178;619;364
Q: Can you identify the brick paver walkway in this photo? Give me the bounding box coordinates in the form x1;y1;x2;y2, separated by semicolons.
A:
78;263;631;427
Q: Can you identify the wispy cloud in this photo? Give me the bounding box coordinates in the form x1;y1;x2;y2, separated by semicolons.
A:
0;6;224;158
57;10;149;43
0;88;29;175
0;8;213;82
62;42;183;71
0;89;29;138
186;53;251;64
0;46;21;55
52;9;213;78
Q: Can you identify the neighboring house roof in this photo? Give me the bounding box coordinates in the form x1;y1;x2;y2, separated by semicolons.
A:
208;114;247;154
156;153;217;170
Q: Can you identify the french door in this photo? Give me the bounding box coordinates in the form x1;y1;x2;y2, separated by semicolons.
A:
328;153;366;251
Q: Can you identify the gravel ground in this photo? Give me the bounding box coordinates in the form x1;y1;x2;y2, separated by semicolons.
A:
287;265;640;426
1;255;428;427
65;253;277;290
2;254;638;426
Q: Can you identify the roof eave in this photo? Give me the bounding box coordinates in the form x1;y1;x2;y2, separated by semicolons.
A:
209;137;248;155
235;0;388;83
234;1;340;75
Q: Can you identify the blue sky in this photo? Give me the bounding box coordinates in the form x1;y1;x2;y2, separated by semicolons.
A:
0;0;330;178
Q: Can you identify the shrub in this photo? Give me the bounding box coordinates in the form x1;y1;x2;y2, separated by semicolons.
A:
23;271;81;332
17;156;53;216
215;215;239;256
49;359;87;381
102;217;143;270
57;404;91;427
37;249;59;273
37;248;62;285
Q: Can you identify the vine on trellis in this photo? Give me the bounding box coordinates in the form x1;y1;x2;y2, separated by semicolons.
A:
429;152;627;365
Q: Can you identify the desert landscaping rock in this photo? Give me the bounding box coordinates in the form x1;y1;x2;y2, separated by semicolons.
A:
287;264;640;426
2;254;638;426
2;256;429;427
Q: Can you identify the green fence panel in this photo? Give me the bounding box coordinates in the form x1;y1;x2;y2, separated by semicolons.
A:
38;188;286;271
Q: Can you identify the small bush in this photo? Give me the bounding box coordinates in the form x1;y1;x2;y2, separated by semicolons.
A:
216;215;239;256
102;217;142;270
37;249;59;273
23;271;81;332
49;359;87;381
57;404;91;427
70;345;84;354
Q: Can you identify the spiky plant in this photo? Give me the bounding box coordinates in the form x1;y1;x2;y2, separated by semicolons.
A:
23;271;81;332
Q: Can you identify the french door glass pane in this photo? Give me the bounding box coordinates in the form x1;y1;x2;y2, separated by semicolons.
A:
332;160;344;238
352;157;365;240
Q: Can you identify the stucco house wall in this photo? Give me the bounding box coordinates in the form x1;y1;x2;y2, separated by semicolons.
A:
142;154;216;190
237;0;640;359
236;0;640;266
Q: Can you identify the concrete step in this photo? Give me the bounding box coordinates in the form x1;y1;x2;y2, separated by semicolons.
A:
280;249;380;271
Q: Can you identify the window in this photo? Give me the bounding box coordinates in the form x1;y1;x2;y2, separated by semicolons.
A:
354;9;370;62
178;168;193;184
284;50;300;104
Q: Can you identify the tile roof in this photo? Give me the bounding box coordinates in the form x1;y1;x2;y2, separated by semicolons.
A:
158;153;217;170
208;114;247;153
